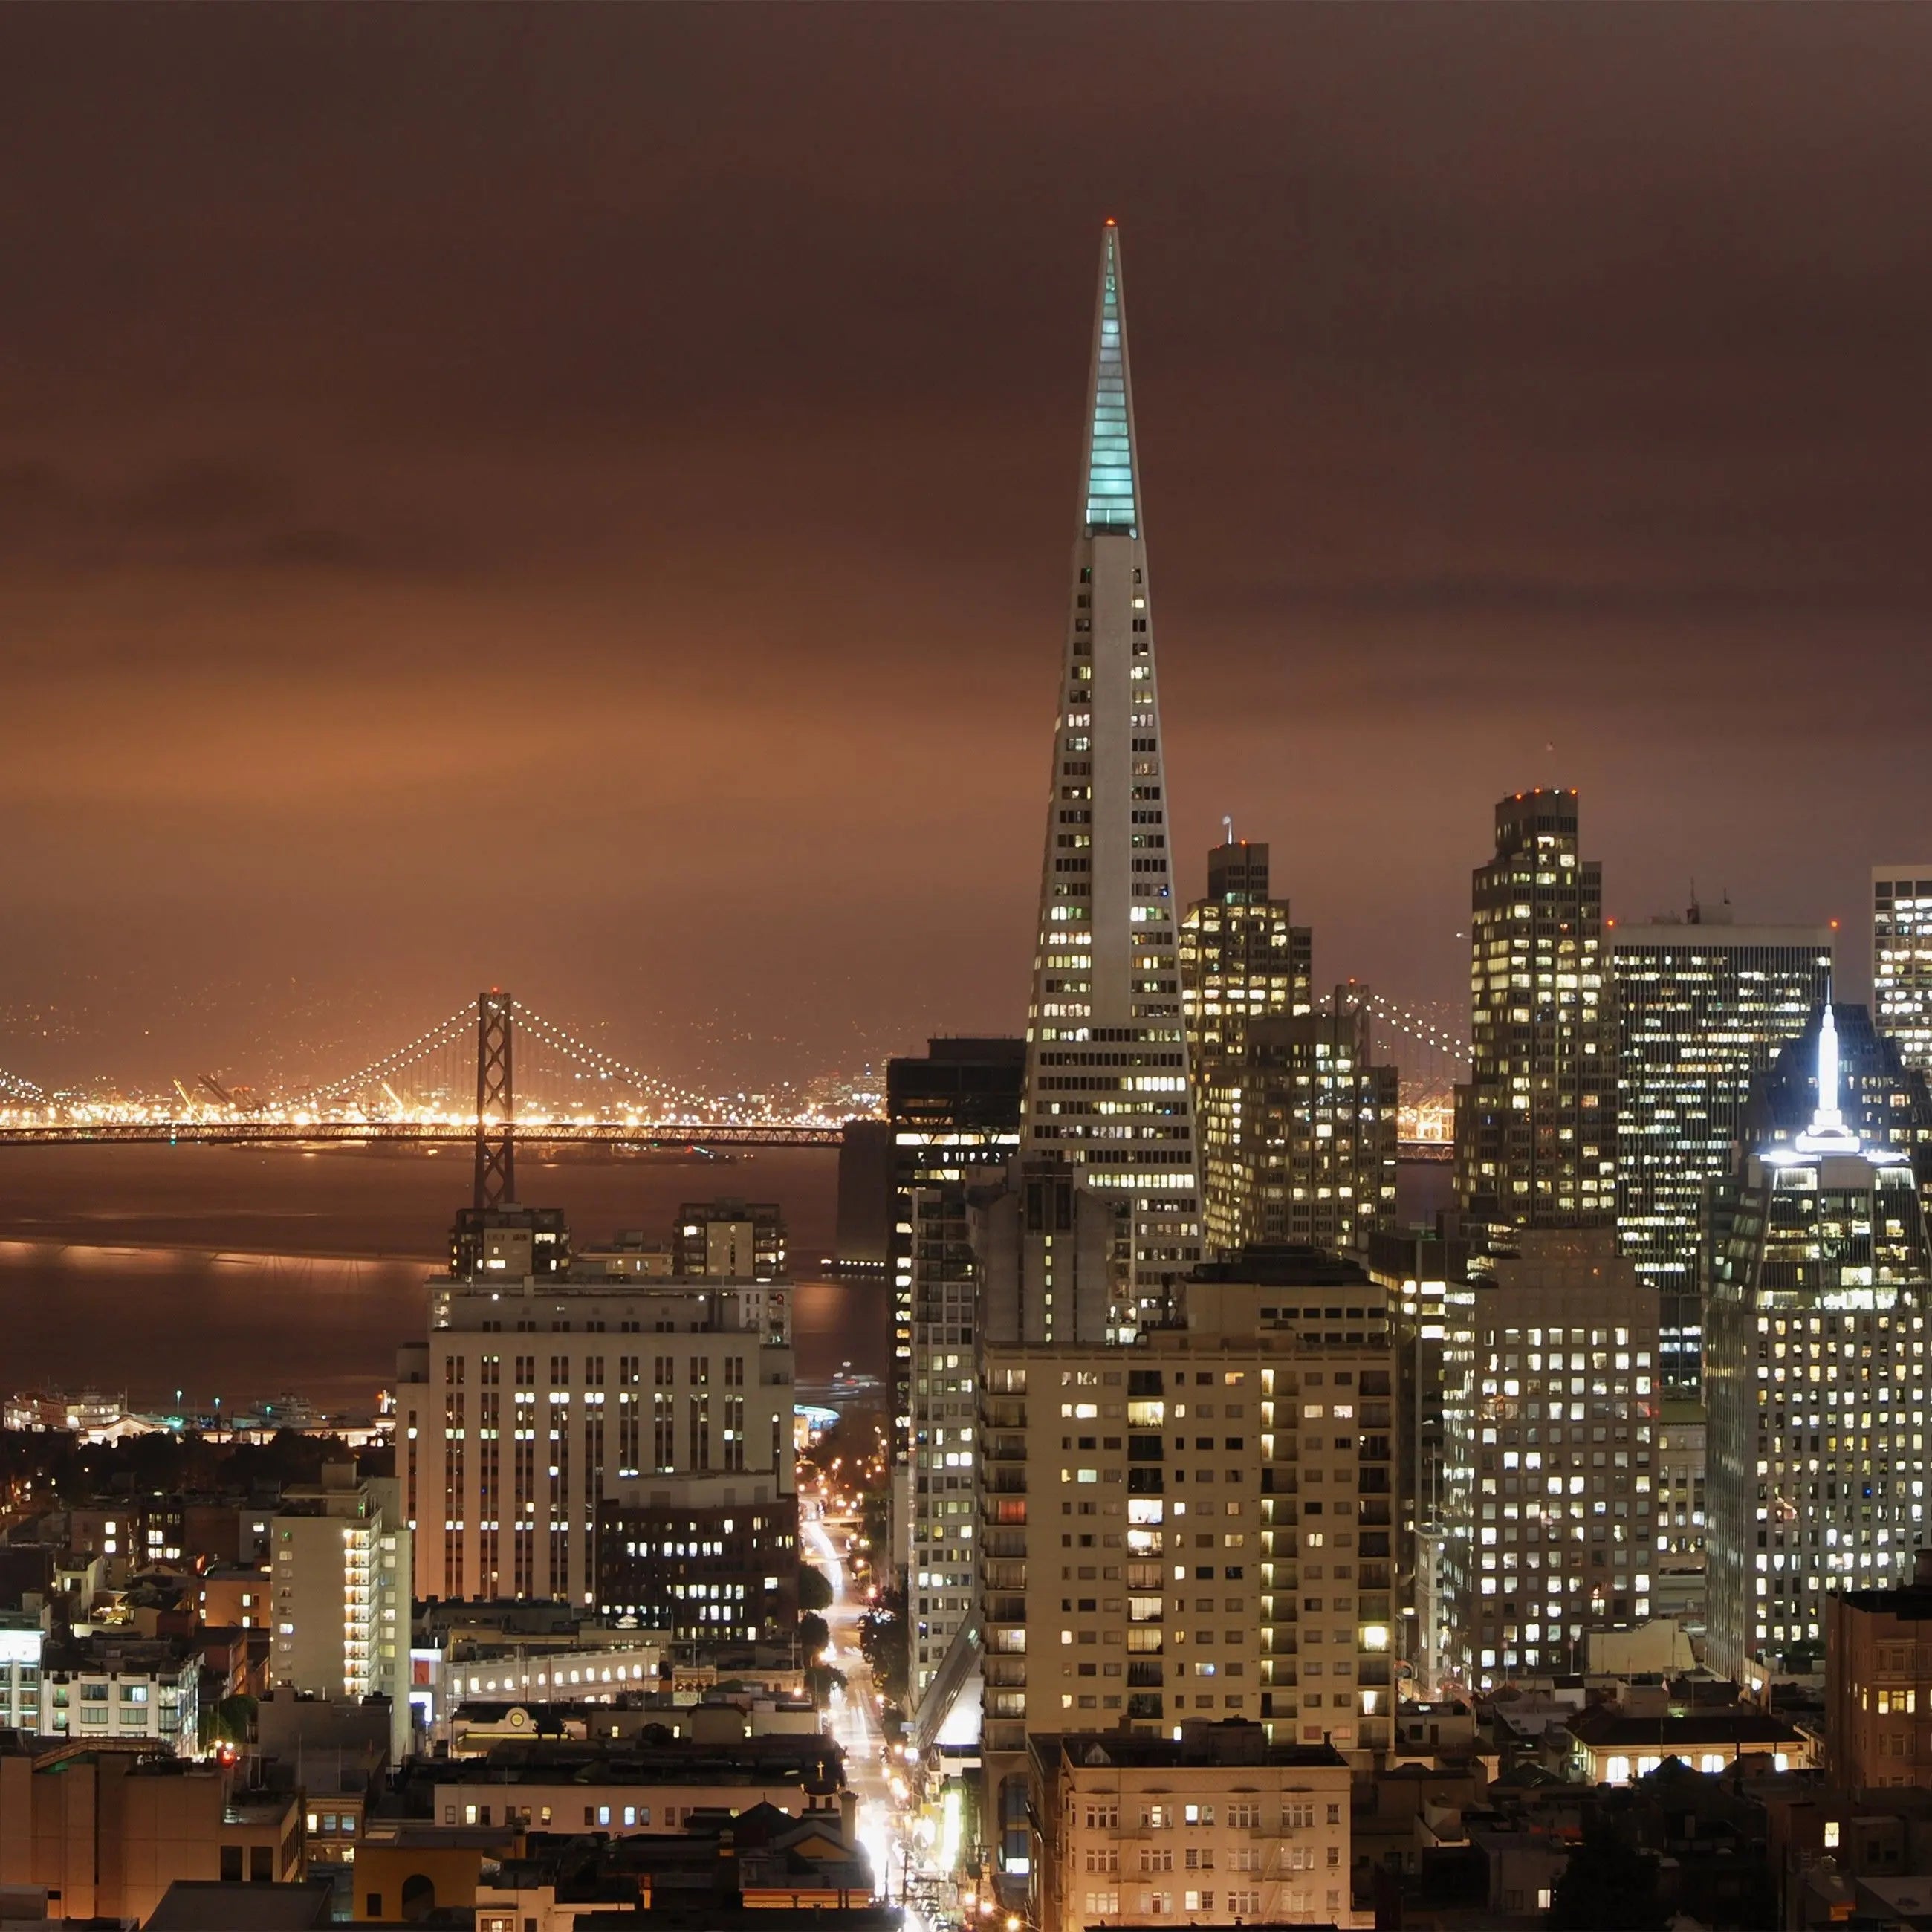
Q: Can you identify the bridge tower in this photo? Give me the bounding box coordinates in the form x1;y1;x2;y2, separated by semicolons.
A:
473;990;515;1209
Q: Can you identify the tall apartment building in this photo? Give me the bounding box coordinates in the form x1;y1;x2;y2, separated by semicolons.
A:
975;1254;1395;1883
1824;1549;1932;1789
1874;866;1932;1077
1653;1397;1708;1627
271;1463;413;1763
674;1199;784;1280
886;1038;1026;1710
1611;904;1833;1395
1453;789;1613;1231
1179;839;1313;1078
1704;1005;1932;1687
1198;995;1399;1258
401;1239;794;1615
1436;1230;1659;1693
1028;1724;1352;1932
1019;221;1201;1323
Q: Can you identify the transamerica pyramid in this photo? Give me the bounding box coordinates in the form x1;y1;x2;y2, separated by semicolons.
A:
1020;222;1201;1329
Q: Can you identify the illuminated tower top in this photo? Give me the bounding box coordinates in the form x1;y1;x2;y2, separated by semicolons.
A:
1019;224;1201;1329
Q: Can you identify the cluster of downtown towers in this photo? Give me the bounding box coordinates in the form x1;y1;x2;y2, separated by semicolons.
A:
884;225;1932;1847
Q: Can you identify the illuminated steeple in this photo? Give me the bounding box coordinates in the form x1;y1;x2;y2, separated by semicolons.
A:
1795;993;1863;1155
1020;223;1201;1327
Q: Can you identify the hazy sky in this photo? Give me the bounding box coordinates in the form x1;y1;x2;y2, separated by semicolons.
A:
3;6;1929;1095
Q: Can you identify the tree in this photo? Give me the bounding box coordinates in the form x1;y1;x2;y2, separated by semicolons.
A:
804;1662;847;1710
798;1563;833;1612
1547;1817;1667;1932
799;1611;831;1659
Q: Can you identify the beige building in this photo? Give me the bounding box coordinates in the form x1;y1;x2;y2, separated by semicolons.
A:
0;1741;299;1922
1653;1397;1706;1624
976;1254;1395;1881
271;1465;412;1763
401;1274;794;1613
1029;1722;1352;1932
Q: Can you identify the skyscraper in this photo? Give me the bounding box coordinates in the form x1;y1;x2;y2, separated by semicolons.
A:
1198;996;1399;1257
1453;788;1613;1231
1179;838;1314;1076
884;1037;1026;1709
1611;904;1834;1395
1873;866;1932;1076
1704;1005;1932;1687
1020;222;1200;1327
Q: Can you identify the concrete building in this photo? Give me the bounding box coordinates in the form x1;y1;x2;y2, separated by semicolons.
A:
1017;222;1201;1320
1437;1230;1659;1691
1179;837;1313;1081
403;1261;794;1621
673;1201;785;1282
975;1254;1395;1884
1653;1397;1708;1625
271;1464;412;1763
885;1037;1025;1708
1453;788;1613;1231
1705;1005;1932;1687
36;1636;200;1755
450;1206;569;1282
1611;904;1833;1394
1198;993;1399;1259
1028;1723;1352;1932
0;1741;300;1921
1824;1548;1932;1789
1874;866;1932;1078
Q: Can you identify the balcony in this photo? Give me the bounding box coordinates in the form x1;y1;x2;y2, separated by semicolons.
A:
985;1595;1027;1623
1126;1662;1164;1687
1126;1694;1164;1720
985;1472;1028;1495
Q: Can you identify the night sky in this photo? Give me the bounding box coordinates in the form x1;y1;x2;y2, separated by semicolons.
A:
4;7;1930;1095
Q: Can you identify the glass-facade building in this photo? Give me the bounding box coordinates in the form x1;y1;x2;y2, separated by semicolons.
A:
1704;1004;1932;1688
1453;790;1613;1231
1612;909;1834;1395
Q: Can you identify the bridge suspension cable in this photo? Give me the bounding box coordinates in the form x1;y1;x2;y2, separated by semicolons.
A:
0;1065;45;1102
1361;990;1468;1065
289;1003;478;1106
508;999;712;1115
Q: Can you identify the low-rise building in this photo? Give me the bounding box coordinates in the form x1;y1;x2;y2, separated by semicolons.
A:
36;1634;199;1754
1028;1722;1352;1932
1826;1547;1932;1789
1562;1699;1810;1786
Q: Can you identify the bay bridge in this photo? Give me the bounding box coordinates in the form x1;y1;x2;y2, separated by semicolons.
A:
0;987;1464;1178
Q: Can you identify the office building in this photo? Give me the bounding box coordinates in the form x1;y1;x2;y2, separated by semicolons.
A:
594;1479;799;1646
834;1118;895;1279
975;1254;1395;1881
1436;1230;1659;1692
1653;1397;1708;1627
1824;1548;1932;1789
401;1253;795;1615
271;1463;414;1763
451;1206;569;1281
1612;904;1833;1394
885;1038;1025;1709
1453;789;1612;1231
1198;994;1399;1259
1018;222;1201;1323
674;1200;784;1281
1028;1724;1352;1932
1704;1004;1932;1687
1874;866;1932;1077
1179;839;1313;1079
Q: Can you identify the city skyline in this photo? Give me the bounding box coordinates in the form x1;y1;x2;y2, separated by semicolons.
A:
4;9;1931;1094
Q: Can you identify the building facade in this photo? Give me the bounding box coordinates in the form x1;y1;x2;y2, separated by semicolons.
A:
1611;905;1833;1395
271;1464;413;1763
672;1200;785;1281
1704;1004;1932;1687
1028;1725;1352;1932
1198;996;1399;1259
1824;1549;1932;1789
1873;866;1932;1078
1018;222;1201;1324
1453;789;1612;1231
402;1265;794;1616
1179;839;1313;1083
884;1038;1026;1708
975;1256;1395;1881
1653;1397;1708;1627
1437;1230;1659;1691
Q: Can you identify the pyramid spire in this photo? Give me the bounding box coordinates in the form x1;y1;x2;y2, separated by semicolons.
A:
1018;223;1202;1334
1083;222;1138;536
